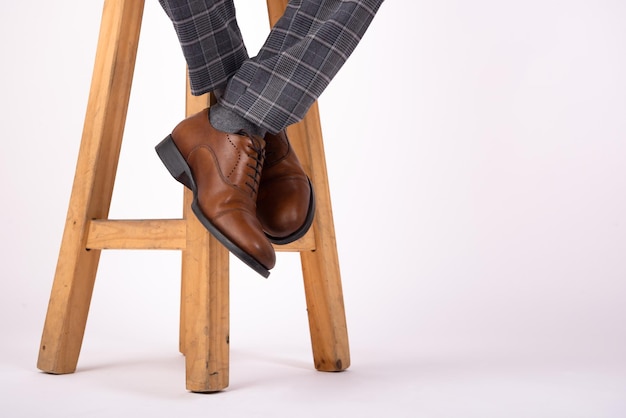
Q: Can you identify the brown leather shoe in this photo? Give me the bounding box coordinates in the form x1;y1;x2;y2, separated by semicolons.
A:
155;109;275;277
257;130;315;245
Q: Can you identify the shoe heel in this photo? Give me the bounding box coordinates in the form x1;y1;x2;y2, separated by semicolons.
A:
155;135;195;190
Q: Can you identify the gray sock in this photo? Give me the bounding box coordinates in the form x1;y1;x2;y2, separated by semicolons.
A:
209;103;266;138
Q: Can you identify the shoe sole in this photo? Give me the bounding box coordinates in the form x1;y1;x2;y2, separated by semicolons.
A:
155;134;270;278
265;179;316;245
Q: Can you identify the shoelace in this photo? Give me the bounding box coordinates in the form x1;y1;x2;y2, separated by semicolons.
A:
263;132;289;167
244;136;265;198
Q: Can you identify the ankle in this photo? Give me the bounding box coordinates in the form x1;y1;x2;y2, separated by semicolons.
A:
209;104;266;138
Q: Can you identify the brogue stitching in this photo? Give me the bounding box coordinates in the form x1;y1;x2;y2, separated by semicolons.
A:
225;134;241;179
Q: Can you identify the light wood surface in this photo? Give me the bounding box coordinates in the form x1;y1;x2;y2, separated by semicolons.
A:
266;0;350;372
37;0;145;374
85;218;315;252
37;0;350;392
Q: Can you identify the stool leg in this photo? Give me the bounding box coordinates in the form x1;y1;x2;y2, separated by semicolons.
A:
180;91;230;392
37;0;145;374
286;104;351;372
182;204;230;392
266;0;350;372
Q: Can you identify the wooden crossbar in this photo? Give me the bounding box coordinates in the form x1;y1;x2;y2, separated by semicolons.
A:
85;219;316;251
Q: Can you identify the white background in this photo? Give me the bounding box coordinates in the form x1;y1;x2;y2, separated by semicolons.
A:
1;1;625;417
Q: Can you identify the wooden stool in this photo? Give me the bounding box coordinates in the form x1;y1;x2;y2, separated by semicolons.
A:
37;0;349;392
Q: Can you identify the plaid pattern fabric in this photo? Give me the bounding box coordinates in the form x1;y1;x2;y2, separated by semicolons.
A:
159;0;384;133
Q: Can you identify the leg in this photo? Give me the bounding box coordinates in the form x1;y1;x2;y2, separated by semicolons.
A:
222;0;385;133
159;0;384;133
156;0;384;273
37;0;145;373
158;0;248;94
264;0;352;372
286;103;351;371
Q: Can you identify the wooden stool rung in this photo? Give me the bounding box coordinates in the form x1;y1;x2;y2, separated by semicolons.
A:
86;219;187;250
85;218;316;252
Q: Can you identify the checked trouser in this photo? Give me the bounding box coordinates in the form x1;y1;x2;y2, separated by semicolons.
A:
158;0;383;133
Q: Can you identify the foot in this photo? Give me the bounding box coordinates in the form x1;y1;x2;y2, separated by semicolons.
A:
257;130;315;245
156;109;275;277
